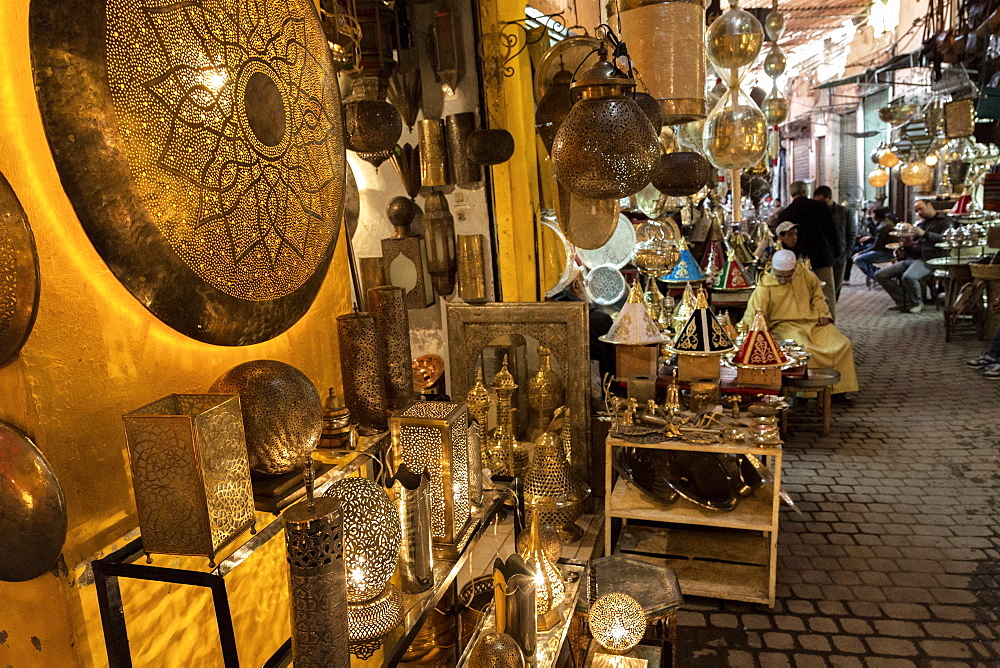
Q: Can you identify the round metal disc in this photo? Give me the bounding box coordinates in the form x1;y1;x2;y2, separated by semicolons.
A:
584;264;627;305
577;214;637;270
534;36;602;103
0;422;67;582
0;172;40;367
31;0;346;345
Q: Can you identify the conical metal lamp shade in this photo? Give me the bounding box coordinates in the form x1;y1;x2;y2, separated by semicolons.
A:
599;281;670;344
662;239;706;283
669;291;734;354
733;310;788;367
713;249;753;291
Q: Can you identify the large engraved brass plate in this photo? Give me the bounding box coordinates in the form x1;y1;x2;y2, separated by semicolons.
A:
0;172;40;368
31;0;345;345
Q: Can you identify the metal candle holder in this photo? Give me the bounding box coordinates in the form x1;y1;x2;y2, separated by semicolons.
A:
493;555;537;661
388;464;434;594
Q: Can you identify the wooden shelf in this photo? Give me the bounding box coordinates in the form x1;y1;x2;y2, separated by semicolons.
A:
618;525;772;605
609;480;776;531
606;435;782;457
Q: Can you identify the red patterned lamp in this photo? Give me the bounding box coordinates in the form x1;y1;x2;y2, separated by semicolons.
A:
731;310;788;389
712;248;753;291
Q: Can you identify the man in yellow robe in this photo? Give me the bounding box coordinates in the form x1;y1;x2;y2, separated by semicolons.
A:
740;250;859;396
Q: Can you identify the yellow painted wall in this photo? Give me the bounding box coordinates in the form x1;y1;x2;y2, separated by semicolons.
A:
0;0;352;664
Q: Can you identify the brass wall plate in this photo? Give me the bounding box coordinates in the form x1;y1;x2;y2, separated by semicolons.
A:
30;0;346;345
0;172;40;367
446;303;593;488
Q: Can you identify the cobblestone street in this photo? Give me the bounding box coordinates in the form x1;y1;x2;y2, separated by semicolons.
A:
675;283;1000;667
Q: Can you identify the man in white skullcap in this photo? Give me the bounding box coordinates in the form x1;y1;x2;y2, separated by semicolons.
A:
740;250;858;397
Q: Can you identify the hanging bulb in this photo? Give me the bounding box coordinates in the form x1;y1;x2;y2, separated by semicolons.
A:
702;84;768;170
551;52;660;199
878;148;900;169
868;167;889;188
763;43;786;78
925;153;939;166
761;84;788;125
706;0;765;72
900;160;932;186
764;8;785;41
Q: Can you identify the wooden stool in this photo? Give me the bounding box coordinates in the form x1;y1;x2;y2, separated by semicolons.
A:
781;368;841;436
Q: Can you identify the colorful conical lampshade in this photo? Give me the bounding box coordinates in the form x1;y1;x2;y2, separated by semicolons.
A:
713;249;753;291
701;239;725;277
599;281;671;345
662;239;706;283
669;290;734;355
733;310;788;367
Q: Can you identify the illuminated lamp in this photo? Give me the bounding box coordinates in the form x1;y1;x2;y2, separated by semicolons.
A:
389;401;474;553
901;160;933;186
878;149;900;169
519;511;566;630
550;51;659;199
589;593;647;653
868;167;889;188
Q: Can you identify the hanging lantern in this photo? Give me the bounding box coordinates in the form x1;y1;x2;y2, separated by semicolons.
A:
422;191;458;296
345;99;403;159
429;0;464;93
901;160;933;186
651;152;713;196
705;0;765;72
763;43;786;78
764;1;785;41
925;153;940;166
419;119;451;187
703;84;768;170
633;92;664;134
878;149;900;169
868;167;889;188
535;68;574;155
445;112;484;189
761;85;788;125
550;53;659;200
608;0;707;124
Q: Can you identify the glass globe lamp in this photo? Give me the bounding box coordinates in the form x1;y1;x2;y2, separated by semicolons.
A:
868;167;889;188
763;43;786;78
702;88;768;170
706;0;765;72
761;85;788;125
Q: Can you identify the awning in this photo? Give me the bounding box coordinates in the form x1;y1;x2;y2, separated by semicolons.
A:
814;50;927;89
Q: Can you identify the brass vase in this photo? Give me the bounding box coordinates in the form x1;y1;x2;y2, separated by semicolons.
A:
527;345;563;441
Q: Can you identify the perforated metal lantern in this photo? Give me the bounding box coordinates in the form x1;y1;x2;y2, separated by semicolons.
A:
422;191;458;296
390;401;474;549
589;593;647;653
445;112;483;188
419;119;450;187
381;197;435;309
551;55;659;200
209;361;323;475
345;99;403;159
651;152;713;196
367;286;416;410
469;632;526;667
122;394;255;565
523;410;591;542
336;313;390;435
283;495;350;668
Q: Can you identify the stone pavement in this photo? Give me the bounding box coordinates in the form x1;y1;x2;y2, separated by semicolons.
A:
674;283;1000;667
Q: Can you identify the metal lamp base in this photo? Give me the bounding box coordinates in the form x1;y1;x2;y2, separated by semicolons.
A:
537;606;563;632
348;583;404;643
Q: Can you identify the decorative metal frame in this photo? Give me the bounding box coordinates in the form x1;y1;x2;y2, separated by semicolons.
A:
446;303;593;489
0;172;40;368
30;0;345;345
479;12;566;79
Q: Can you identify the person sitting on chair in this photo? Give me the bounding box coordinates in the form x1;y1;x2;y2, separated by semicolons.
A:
740;250;859;399
874;199;949;313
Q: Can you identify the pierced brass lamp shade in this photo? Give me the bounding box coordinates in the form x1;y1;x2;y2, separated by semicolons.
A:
900;160;932;186
345;99;403;157
466;129;515;165
651;152;712;196
551;57;659;199
878;149;900;169
589;593;647;653
868;168;889;188
468;632;526;667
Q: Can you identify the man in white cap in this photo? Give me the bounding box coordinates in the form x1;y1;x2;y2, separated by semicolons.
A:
740;249;858;398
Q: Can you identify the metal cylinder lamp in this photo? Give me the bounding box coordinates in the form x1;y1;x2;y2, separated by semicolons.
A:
445;112;484;189
419;119;451;187
367;286;416;410
336;312;389;435
457;234;489;303
608;0;706;124
493;555;537;661
388;464;434;594
283;493;350;667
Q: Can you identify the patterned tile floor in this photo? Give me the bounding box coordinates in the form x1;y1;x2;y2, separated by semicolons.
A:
674;283;1000;667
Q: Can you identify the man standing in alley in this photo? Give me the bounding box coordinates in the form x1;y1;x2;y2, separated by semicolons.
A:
814;185;856;300
874;199;949;313
776;181;842;320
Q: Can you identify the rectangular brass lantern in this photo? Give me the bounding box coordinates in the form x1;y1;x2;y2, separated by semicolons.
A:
381;236;435;309
122;394;255;564
616;344;659;379
389;401;473;551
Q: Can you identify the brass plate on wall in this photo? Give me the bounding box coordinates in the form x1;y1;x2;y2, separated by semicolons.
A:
30;0;346;345
0;172;40;367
